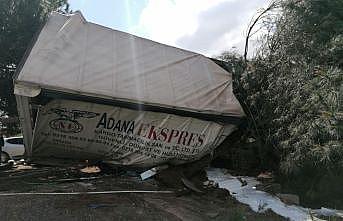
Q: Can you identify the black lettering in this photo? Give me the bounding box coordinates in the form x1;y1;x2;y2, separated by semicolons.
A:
127;121;134;134
114;120;122;132
96;113;107;128
121;121;129;132
107;117;115;129
197;134;205;147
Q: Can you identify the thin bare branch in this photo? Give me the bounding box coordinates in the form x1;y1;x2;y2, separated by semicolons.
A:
244;1;281;62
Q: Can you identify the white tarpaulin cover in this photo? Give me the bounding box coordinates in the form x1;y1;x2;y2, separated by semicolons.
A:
32;99;236;166
15;12;244;117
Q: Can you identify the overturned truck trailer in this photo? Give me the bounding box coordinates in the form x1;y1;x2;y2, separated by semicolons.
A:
14;12;245;167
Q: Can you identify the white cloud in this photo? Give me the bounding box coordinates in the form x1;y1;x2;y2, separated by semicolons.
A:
136;0;270;57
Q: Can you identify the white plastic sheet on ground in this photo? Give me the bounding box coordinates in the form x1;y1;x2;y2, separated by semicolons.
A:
206;168;343;221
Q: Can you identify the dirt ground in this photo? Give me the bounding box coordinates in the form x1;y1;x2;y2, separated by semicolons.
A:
0;163;287;221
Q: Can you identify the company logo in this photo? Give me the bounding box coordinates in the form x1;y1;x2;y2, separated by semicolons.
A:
46;108;99;133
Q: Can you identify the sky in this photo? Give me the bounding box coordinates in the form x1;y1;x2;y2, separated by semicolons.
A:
68;0;270;57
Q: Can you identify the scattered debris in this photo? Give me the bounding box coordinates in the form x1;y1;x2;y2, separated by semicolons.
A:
15;164;33;170
237;177;248;186
80;166;101;174
256;183;282;193
0;161;288;220
276;193;300;205
257;172;273;182
207;168;343;221
181;177;203;193
140;165;168;180
255;172;280;194
312;207;343;218
203;180;218;188
0;160;341;221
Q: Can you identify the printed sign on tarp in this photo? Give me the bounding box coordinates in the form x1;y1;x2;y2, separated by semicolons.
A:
32;99;232;167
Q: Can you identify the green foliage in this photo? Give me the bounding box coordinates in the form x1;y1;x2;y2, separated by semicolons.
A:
218;0;342;207
0;0;69;120
252;0;342;174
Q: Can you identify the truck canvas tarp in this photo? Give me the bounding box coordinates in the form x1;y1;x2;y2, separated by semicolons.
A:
13;12;245;167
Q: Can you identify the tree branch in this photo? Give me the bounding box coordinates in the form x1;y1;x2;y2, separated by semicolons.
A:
244;1;280;62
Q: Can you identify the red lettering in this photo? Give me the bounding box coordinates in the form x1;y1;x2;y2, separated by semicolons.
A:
137;123;149;137
158;128;169;142
148;126;158;140
167;129;179;143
